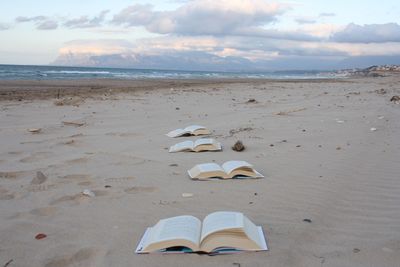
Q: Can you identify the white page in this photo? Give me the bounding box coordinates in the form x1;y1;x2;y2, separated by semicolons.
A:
184;125;206;132
166;128;186;138
222;161;253;174
193;138;214;147
243;215;264;249
200;211;243;241
147;215;202;246
169;140;194;152
196;163;224;173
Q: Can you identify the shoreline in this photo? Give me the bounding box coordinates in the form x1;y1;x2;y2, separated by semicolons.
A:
0;78;348;101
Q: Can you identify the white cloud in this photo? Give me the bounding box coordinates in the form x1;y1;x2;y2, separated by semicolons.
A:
319;12;335;17
59;39;133;55
0;23;10;30
331;23;400;43
300;23;342;38
37;20;58;30
64;10;110;28
112;0;287;35
15;15;58;30
15;16;47;23
295;17;316;25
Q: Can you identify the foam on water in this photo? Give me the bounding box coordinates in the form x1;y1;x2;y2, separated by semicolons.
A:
0;64;339;80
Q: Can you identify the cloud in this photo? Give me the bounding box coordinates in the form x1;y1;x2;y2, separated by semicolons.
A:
37;20;58;30
59;39;133;55
112;0;287;35
0;23;10;30
15;16;47;23
331;23;400;43
53;35;400;70
295;18;316;25
64;10;109;28
319;12;335;17
15;15;58;30
300;23;342;38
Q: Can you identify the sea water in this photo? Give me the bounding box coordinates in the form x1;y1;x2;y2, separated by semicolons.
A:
0;64;338;80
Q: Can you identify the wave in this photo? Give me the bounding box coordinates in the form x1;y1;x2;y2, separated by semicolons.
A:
0;65;341;80
42;70;111;75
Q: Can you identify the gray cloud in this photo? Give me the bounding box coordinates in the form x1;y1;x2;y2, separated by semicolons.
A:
15;15;58;30
331;23;400;43
37;20;58;30
112;4;154;26
229;27;321;42
295;18;316;25
112;0;286;35
64;10;109;28
15;16;47;23
54;35;400;71
319;12;335;17
0;23;10;30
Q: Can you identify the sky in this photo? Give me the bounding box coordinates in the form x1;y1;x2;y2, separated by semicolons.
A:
1;0;400;70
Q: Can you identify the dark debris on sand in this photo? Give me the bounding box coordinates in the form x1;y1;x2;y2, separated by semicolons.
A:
232;140;245;152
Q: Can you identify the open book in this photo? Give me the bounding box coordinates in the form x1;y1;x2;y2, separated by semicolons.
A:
135;211;268;254
188;160;264;180
169;138;222;153
166;125;210;138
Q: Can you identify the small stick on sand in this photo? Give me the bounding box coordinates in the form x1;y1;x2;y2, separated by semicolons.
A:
62;121;85;127
28;128;42;133
275;108;307;116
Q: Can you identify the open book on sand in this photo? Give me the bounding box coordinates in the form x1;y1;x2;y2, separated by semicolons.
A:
135;211;268;254
169;138;222;153
166;125;210;138
188;160;264;180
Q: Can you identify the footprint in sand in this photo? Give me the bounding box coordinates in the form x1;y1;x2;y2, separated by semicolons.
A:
8;151;23;155
61;174;92;180
105;132;141;137
124;186;158;194
58;174;92;185
28;184;57;192
66;157;89;165
50;190;109;206
59;139;82;147
0;171;25;179
7;206;58;220
104;177;135;183
0;187;15;200
30;206;58;216
20;152;53;163
44;248;99;267
30;171;48;185
77;181;92;186
91;190;108;196
50;194;89;206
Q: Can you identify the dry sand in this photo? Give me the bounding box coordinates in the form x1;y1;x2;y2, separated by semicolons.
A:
0;76;399;267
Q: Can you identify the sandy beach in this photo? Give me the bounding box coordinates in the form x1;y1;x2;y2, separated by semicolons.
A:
1;76;399;267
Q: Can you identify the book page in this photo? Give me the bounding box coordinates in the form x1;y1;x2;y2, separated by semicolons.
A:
222;161;253;175
196;163;224;173
169;140;194;152
243;215;265;249
188;163;226;179
184;125;206;133
200;211;244;241
193;138;214;147
166;128;186;138
146;215;202;247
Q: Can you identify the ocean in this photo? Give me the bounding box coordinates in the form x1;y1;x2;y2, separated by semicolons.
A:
0;64;338;80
